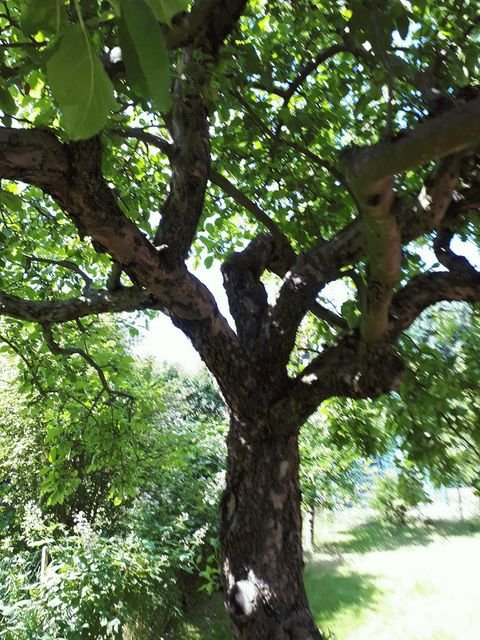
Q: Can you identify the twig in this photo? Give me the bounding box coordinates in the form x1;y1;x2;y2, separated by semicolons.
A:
209;169;291;247
41;323;134;401
25;255;94;294
309;301;348;330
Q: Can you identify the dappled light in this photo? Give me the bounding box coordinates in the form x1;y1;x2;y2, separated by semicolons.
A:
1;0;480;638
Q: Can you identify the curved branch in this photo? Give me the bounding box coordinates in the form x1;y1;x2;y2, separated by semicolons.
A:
112;128;173;160
25;255;94;294
41;323;134;400
116;127;292;249
434;230;478;275
342;95;480;187
0;287;160;323
165;0;247;52
282;44;352;105
209;169;292;247
273;266;480;428
0;127;252;412
388;270;480;339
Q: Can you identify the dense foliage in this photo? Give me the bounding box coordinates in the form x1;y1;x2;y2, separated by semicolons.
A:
0;352;227;639
2;0;480;638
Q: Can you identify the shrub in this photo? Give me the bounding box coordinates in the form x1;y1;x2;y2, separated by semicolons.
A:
372;469;430;525
0;508;182;640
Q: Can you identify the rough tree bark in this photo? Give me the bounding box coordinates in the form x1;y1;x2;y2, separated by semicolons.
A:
222;411;323;640
2;2;480;639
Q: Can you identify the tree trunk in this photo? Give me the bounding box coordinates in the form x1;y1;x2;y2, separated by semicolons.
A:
220;413;324;640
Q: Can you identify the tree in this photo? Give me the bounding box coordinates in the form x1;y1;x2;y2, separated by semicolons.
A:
385;303;480;491
1;1;480;637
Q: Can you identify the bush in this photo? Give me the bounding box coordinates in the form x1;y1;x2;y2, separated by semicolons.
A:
0;507;182;640
372;469;430;525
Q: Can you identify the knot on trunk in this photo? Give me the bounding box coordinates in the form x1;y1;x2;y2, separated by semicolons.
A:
228;578;261;623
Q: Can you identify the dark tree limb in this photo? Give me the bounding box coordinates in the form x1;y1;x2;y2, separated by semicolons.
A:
273;267;480;428
0;128;253;411
0;287;160;323
309;301;348;330
165;0;248;53
112;128;174;160
153;49;210;262
221;233;295;358
388;269;480;340
116;127;292;248
434;230;478;274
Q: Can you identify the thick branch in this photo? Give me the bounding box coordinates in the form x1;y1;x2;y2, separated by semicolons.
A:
0;287;159;323
360;177;399;344
271;264;480;427
165;0;247;52
222;233;295;358
434;230;478;274
388;270;480;339
222;235;272;355
342;95;480;185
419;155;462;227
267;98;480;369
115;128;291;249
153;50;210;261
0;128;252;412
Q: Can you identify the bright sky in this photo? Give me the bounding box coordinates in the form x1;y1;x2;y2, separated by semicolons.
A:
136;238;480;370
135;264;229;371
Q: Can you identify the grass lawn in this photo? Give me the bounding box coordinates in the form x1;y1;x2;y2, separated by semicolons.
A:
175;516;480;640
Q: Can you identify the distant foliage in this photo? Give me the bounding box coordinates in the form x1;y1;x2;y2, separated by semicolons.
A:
372;468;431;525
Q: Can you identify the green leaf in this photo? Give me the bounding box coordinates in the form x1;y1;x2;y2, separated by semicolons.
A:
341;300;359;329
118;17;149;97
46;24;117;140
120;0;171;112
106;0;121;16
0;191;23;213
145;0;189;27
21;0;67;37
0;88;16;115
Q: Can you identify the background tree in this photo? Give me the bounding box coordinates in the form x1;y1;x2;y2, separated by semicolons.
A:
1;1;480;638
384;303;480;491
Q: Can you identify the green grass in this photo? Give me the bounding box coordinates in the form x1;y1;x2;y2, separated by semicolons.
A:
175;516;480;640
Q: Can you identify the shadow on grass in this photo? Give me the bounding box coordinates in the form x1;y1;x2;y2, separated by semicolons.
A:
305;557;380;630
173;559;379;640
170;591;232;640
319;516;480;555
